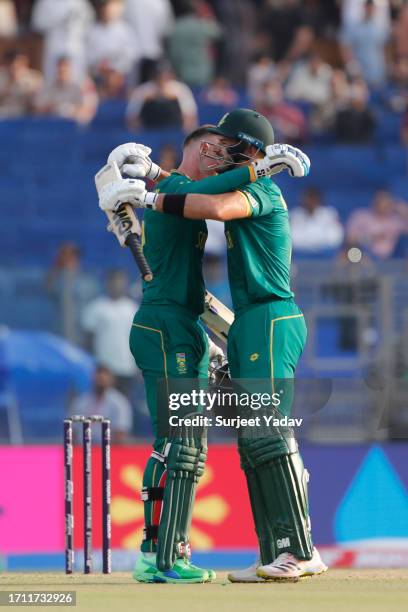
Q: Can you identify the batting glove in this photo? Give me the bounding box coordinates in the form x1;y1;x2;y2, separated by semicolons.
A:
107;142;162;181
98;179;158;212
207;334;225;362
251;144;311;179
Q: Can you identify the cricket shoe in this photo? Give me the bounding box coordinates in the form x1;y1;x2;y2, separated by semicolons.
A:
133;553;209;583
181;557;216;582
228;559;265;583
257;548;328;582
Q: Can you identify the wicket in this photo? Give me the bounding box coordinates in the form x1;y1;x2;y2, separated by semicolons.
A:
63;415;111;575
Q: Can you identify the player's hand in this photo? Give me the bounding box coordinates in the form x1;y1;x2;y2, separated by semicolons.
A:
107;143;161;181
252;144;311;178
98;179;158;212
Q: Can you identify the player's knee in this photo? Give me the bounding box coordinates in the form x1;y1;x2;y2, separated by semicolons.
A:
238;434;298;469
165;438;207;475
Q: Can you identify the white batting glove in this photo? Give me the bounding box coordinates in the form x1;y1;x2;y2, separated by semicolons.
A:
107;143;162;181
251;144;311;178
98;179;158;213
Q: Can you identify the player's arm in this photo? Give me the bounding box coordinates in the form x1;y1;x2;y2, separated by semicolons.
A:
99;178;251;220
176;144;311;194
171;166;255;194
107;142;311;186
155;191;251;220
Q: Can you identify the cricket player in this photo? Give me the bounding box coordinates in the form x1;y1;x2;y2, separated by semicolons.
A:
104;123;309;583
101;109;327;582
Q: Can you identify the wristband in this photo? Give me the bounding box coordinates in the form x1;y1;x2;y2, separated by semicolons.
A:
147;162;161;182
162;194;187;217
144;192;159;210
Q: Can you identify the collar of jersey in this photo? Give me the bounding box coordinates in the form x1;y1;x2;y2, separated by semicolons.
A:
170;169;193;180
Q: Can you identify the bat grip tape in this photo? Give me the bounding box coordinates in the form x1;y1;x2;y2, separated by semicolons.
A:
125;233;153;282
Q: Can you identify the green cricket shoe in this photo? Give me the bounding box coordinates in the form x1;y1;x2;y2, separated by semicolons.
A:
182;557;216;582
133;553;209;584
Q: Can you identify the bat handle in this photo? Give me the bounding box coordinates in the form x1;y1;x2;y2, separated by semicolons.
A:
125;233;153;282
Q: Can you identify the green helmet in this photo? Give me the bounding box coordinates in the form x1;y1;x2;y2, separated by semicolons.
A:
207;108;274;153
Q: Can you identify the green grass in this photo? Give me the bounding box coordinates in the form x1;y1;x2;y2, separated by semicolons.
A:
1;570;408;612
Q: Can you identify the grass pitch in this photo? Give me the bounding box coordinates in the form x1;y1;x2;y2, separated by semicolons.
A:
1;570;408;612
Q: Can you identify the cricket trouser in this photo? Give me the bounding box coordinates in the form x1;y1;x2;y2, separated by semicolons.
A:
227;298;314;563
129;304;209;561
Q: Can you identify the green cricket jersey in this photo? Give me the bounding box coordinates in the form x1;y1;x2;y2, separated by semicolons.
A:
141;166;252;315
225;177;294;315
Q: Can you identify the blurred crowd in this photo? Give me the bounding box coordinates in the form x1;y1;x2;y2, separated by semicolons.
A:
0;0;406;142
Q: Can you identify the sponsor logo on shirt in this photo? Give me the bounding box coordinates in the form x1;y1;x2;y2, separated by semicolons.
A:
243;191;259;211
250;353;259;362
176;353;187;374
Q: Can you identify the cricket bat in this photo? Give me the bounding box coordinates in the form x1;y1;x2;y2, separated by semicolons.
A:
94;161;153;282
201;291;234;343
95;161;234;341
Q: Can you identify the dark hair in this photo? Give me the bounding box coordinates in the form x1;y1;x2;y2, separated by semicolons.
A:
56;56;72;66
4;49;25;64
95;364;112;375
183;125;216;148
304;187;322;200
106;268;127;281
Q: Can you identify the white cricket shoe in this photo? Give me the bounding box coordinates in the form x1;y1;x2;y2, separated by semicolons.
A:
228;559;265;583
257;548;327;581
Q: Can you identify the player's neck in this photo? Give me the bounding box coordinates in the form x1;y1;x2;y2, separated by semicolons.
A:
177;159;209;181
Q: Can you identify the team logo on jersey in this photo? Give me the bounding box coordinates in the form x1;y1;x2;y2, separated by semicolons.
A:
176;353;187;374
250;353;259;362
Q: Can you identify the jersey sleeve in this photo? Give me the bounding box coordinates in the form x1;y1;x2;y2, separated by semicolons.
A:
170;166;253;195
237;182;287;218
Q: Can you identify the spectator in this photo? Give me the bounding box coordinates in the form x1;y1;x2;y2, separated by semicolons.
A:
286;53;333;107
95;65;127;100
34;56;98;124
81;270;138;398
157;143;180;172
346;190;408;259
260;0;316;63
393;3;408;60
31;0;95;82
334;78;376;143
341;0;390;30
0;0;17;37
341;0;390;88
290;187;344;253
167;0;222;88
248;54;277;106
124;0;174;82
86;0;139;78
70;365;133;443
387;56;408;115
0;50;43;118
213;0;257;85
126;62;198;131
45;243;99;345
403;106;408;144
200;76;239;107
256;77;307;143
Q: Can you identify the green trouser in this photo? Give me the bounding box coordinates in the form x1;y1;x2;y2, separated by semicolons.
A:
227;299;314;562
129;304;209;558
227;298;307;397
